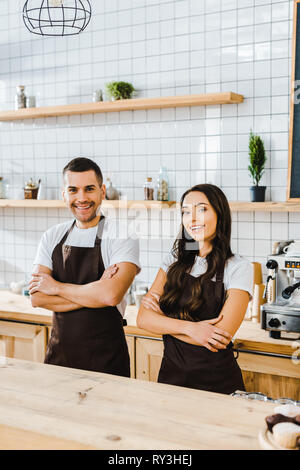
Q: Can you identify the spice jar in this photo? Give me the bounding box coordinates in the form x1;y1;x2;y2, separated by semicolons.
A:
15;85;26;110
24;178;39;199
156;167;169;201
143;177;154;200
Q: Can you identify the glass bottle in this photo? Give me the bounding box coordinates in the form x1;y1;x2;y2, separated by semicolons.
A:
156;167;169;201
0;177;3;199
15;85;26;110
143;177;154;200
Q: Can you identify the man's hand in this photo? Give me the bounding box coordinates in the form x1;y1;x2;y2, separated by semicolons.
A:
29;264;119;297
29;272;60;296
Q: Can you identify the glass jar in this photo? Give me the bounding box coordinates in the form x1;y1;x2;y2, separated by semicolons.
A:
143;177;154;200
156;167;169;201
24;178;39;199
15;85;26;110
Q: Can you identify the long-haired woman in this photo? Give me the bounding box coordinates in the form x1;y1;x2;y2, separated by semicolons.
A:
137;184;253;394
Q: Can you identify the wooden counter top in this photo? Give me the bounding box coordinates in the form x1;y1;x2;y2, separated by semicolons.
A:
0;357;274;450
0;290;52;325
0;290;299;356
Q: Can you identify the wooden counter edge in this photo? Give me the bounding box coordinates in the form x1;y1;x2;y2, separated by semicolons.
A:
0;423;96;450
0;309;52;325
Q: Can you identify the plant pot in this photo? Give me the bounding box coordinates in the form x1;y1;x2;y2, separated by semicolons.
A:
250;185;266;202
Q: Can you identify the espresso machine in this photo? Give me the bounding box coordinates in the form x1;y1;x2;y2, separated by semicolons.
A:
261;241;300;339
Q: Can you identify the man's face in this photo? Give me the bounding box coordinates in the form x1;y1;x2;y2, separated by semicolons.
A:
63;170;105;226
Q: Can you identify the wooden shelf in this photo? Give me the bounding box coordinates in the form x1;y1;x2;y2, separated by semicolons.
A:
0;92;244;121
229;201;300;212
0;199;176;209
0;199;300;212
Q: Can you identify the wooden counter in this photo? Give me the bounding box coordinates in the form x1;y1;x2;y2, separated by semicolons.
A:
0;290;52;325
0;290;298;357
0;289;299;401
0;357;274;450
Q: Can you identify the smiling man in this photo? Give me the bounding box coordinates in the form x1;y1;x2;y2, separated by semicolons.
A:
29;157;141;377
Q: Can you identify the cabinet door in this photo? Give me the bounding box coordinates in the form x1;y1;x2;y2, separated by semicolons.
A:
126;335;135;379
136;338;163;382
237;352;300;401
0;321;47;363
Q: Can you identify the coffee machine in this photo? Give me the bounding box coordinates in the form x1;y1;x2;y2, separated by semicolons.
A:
261;241;300;339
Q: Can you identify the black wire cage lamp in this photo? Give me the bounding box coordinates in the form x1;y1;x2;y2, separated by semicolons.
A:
22;0;92;37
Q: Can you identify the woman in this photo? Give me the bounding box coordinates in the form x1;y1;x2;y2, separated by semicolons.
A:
137;184;253;394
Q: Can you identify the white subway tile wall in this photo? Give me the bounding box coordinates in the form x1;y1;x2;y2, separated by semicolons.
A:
0;0;297;288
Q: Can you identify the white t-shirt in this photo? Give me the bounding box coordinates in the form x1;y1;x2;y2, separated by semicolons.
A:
33;217;141;317
161;252;253;299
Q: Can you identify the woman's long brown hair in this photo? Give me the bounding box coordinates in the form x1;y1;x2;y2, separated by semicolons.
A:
159;184;233;321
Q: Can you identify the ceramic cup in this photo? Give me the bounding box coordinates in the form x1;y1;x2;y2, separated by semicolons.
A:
283;241;300;254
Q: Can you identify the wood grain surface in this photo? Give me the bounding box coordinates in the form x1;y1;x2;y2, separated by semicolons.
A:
0;358;275;450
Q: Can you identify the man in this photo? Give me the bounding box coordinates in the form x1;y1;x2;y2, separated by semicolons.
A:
29;157;140;377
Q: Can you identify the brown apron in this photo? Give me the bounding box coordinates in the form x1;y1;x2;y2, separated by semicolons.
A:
44;216;130;377
158;271;245;394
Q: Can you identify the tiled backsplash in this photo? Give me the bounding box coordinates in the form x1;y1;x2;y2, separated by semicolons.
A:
0;0;297;288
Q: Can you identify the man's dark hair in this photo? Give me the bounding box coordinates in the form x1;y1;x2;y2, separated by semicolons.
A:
63;157;103;186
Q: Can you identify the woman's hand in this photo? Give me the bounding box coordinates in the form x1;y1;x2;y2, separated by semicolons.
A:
185;315;232;352
141;292;163;313
141;289;232;352
100;264;119;280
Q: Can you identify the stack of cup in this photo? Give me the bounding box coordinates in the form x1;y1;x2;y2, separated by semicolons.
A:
245;262;263;321
251;283;266;323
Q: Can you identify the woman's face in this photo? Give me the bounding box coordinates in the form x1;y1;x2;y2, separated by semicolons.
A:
181;191;218;244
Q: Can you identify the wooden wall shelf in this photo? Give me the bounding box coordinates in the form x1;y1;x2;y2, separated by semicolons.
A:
0;199;176;209
0;92;244;121
0;200;300;212
229;201;300;212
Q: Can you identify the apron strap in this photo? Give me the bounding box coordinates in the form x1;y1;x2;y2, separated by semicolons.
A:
61;220;76;245
215;268;225;305
61;220;76;261
95;214;106;246
61;216;105;265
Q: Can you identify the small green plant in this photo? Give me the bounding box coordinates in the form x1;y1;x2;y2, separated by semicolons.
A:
248;131;266;186
105;81;135;100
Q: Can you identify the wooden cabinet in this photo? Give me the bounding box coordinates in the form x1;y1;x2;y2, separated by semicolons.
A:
132;335;300;401
0;320;47;362
135;337;163;382
126;335;135;379
237;351;300;401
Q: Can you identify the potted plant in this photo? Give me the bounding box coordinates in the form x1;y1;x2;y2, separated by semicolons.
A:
105;81;135;101
248;131;267;202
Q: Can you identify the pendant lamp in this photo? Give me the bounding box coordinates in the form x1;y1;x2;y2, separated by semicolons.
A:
22;0;92;37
